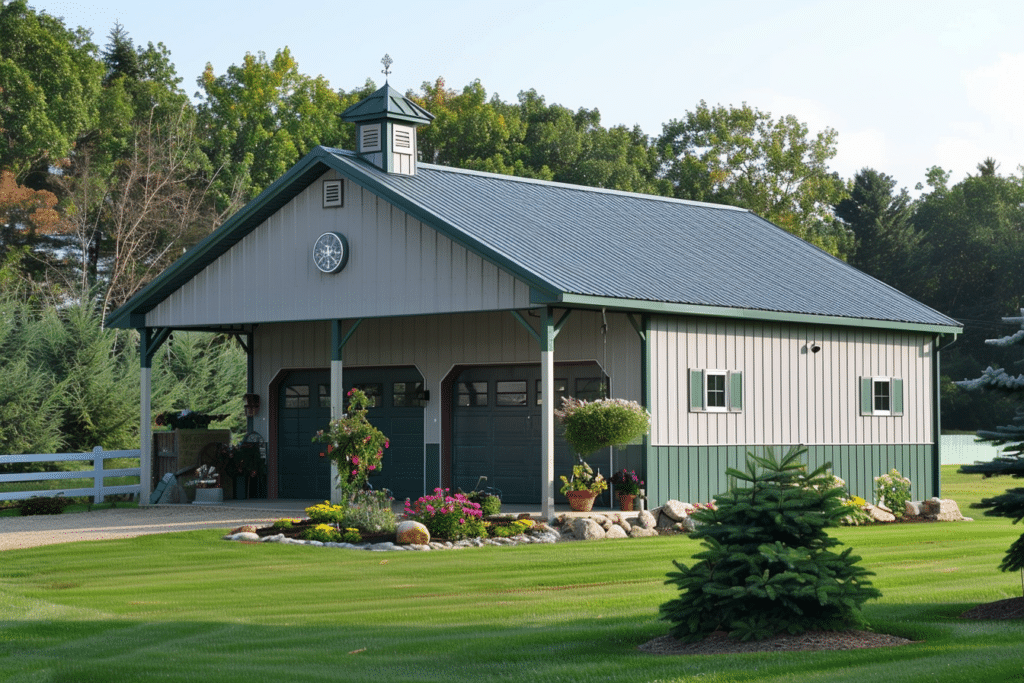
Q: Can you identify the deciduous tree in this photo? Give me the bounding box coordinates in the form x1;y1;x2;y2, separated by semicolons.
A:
658;101;850;256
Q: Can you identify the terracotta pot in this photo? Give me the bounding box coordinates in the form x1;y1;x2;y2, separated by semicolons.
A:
566;490;598;512
617;493;636;511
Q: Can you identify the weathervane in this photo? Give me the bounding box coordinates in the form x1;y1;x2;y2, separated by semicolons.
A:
381;54;393;81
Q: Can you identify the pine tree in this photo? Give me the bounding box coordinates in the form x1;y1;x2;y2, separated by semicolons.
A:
659;446;881;642
956;310;1024;576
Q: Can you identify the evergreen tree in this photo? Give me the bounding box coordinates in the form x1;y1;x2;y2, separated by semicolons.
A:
956;310;1024;577
660;447;881;642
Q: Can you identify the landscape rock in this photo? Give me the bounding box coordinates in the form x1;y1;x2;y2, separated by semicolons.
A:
637;510;657;529
616;518;631;534
905;501;925;517
924;498;965;521
628;526;658;538
864;503;895;523
657;512;677;529
396;520;431;545
605;524;628;539
572;517;607;540
224;531;260;542
661;500;692;522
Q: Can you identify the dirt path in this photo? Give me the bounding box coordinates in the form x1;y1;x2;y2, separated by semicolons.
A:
0;506;281;551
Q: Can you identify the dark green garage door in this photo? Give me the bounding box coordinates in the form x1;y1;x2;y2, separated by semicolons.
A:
277;367;425;500
451;363;607;504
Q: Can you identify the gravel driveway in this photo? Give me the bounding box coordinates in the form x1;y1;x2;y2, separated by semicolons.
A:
0;506;283;551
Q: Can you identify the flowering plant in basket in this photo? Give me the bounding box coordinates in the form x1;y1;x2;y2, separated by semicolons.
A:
313;388;389;498
559;461;608;495
555;396;651;458
404;488;485;541
611;469;642;496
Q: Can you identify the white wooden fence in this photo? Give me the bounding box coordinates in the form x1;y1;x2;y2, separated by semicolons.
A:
0;447;141;502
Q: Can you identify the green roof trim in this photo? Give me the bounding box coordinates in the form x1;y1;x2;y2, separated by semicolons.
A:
554;293;963;335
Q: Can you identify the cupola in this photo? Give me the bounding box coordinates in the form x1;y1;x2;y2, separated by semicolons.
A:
339;55;434;176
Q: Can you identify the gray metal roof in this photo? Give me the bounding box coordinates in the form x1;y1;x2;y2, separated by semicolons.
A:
107;146;961;332
321;149;959;329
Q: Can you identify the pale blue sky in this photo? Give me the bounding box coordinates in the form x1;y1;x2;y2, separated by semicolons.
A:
39;0;1024;193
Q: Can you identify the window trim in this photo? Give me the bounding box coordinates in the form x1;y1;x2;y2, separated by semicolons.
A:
689;369;743;413
860;376;904;416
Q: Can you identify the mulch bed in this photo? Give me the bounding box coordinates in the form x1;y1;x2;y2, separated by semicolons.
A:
960;596;1024;620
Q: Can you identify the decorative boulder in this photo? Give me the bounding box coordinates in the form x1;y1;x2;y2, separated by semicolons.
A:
628;526;658;538
864;503;895;523
605;524;628;539
396;520;430;545
905;500;925;517
661;500;692;522
924;498;965;521
636;509;657;529
571;517;606;540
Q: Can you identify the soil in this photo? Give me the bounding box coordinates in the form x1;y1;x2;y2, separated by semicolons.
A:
960;596;1024;620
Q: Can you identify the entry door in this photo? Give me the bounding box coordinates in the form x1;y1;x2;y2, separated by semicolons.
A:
276;367;426;500
451;363;607;504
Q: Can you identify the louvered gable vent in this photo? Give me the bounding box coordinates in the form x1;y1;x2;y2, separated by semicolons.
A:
322;179;343;208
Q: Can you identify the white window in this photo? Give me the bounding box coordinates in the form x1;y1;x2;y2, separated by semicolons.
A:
860;376;903;416
689;369;743;413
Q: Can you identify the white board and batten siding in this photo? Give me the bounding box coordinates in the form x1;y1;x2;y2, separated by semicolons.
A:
649;316;934;448
251;309;643;445
144;170;531;328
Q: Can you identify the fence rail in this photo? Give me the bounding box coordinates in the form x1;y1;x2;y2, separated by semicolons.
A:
0;447;141;502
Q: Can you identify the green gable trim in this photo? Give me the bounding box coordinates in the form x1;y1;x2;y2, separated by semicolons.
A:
555;293;962;336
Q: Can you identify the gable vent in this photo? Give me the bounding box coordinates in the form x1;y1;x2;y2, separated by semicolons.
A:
393;125;413;150
322;179;343;208
360;124;382;153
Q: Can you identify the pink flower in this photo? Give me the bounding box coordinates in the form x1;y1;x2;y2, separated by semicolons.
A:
347;389;354;396
351;470;357;477
459;518;465;525
368;464;375;470
351;456;360;466
364;435;372;443
376;449;383;456
384;440;389;448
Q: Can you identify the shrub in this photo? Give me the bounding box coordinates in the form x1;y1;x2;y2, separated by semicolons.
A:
342;490;397;534
19;495;70;516
313;388;389;498
340;528;362;544
874;468;911;517
301;524;341;543
660;446;881;642
404;488;485;540
467;491;501;517
490;519;534;538
305;501;345;524
555;397;650;457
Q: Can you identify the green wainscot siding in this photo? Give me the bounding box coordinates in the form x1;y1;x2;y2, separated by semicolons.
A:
646;444;936;507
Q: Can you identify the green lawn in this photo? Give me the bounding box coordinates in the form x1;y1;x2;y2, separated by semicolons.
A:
1;466;1022;683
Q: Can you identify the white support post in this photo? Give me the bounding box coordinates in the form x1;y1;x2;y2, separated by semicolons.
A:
540;308;556;520
330;358;344;504
140;366;152;504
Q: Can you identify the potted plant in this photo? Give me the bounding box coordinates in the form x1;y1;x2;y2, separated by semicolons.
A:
212;441;266;499
611;469;643;511
559;462;608;512
186;464;223;504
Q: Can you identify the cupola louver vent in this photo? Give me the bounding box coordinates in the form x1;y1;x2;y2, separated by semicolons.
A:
360;124;382;152
393;126;413;150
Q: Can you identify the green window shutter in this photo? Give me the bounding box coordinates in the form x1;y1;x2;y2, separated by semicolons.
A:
860;377;873;415
892;377;904;415
729;370;743;412
689;369;704;411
